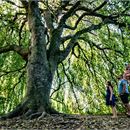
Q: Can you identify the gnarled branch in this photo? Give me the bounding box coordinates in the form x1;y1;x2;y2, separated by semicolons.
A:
0;45;28;61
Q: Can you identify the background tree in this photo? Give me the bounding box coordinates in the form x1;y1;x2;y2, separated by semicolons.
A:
0;0;130;119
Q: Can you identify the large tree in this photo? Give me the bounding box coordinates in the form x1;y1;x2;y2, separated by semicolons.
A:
0;0;130;119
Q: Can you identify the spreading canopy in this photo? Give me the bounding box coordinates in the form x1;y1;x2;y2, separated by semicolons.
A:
0;0;130;116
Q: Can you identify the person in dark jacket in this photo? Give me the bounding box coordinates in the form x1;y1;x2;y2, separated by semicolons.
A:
106;81;117;118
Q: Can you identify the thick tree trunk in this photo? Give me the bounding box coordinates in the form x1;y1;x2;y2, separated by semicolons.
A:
0;1;58;120
26;0;51;112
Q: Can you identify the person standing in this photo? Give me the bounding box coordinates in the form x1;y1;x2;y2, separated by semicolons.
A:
123;63;130;80
106;81;117;118
118;74;130;116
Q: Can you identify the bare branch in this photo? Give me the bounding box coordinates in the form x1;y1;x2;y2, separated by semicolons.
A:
61;62;84;111
58;1;80;28
58;22;103;62
0;45;28;61
13;12;27;22
19;19;27;46
93;1;107;12
63;8;106;30
20;0;28;10
61;35;73;43
0;63;27;78
64;13;86;30
11;71;26;92
86;39;123;55
58;11;129;62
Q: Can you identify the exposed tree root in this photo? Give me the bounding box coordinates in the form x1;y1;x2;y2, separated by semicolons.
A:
24;107;60;120
0;99;29;120
0;99;60;120
37;112;47;120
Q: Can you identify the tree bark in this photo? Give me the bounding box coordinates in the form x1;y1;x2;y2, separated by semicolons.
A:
26;0;52;113
0;1;58;120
